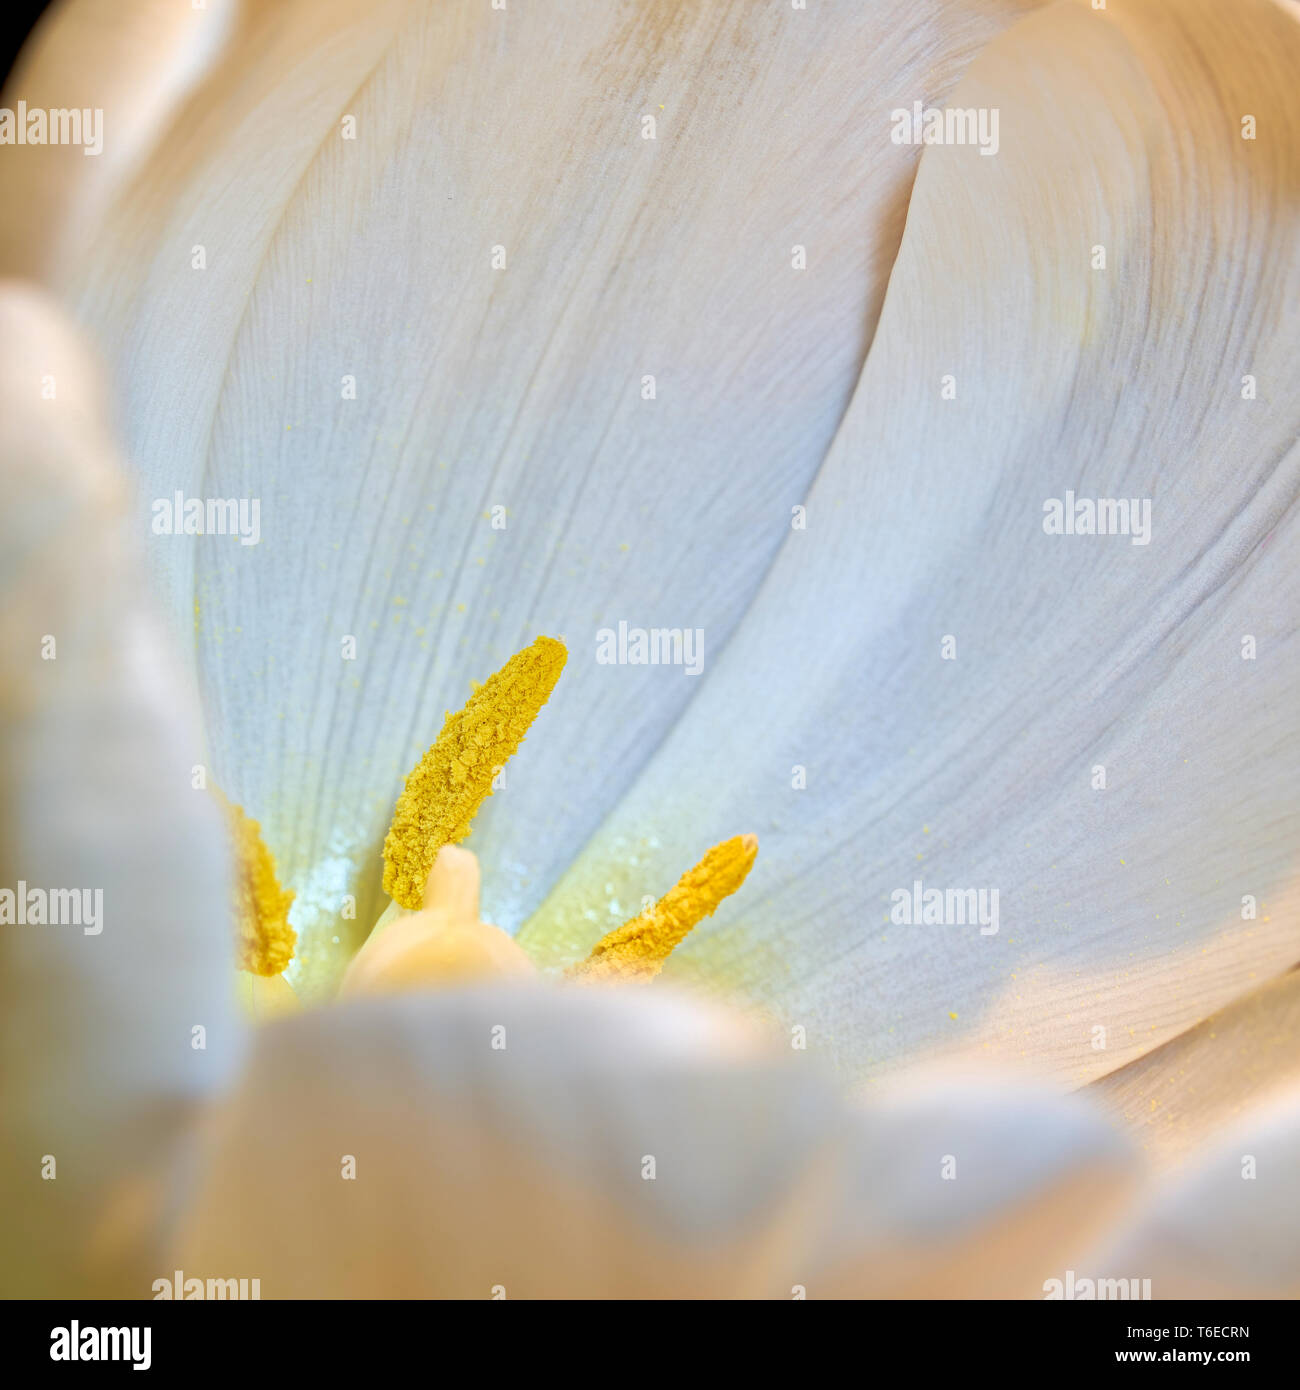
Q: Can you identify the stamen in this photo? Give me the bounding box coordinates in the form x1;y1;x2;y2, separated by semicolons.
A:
568;834;758;983
382;635;567;910
222;798;296;976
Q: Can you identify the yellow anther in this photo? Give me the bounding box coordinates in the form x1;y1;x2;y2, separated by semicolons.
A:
382;636;567;910
568;834;758;983
222;797;296;976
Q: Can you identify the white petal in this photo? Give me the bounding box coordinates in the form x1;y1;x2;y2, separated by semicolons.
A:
810;1070;1136;1297
64;0;1040;995
0;0;238;281
174;982;1133;1297
0;285;243;1294
523;0;1300;1083
1088;1082;1300;1298
1091;969;1300;1169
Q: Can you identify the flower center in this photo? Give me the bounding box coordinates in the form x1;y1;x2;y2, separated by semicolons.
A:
225;636;756;990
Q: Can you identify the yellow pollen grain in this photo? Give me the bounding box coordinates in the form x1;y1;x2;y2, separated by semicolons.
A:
223;798;296;976
382;635;567;910
568;834;758;983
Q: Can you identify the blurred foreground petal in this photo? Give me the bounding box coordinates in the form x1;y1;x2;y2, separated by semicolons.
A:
0;284;242;1294
1088;1082;1300;1298
0;0;238;280
175;985;1133;1297
810;1072;1137;1297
